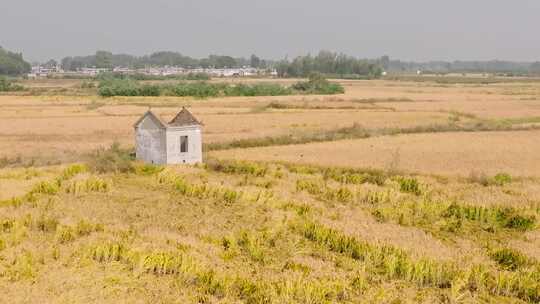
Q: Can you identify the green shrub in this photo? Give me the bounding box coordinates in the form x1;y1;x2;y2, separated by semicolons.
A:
489;248;529;271
397;177;422;195
0;76;24;92
98;78;140;97
503;214;536;231
138;84;161;96
167;82;222;98
291;73;344;94
443;203;536;231
97;76;344;97
492;173;512;186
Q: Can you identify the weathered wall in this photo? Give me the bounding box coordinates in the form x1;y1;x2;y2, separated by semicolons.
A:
165;126;203;164
135;116;166;164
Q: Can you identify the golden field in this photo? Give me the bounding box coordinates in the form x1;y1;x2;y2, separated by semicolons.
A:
211;130;540;177
1;76;540;303
2;77;540;175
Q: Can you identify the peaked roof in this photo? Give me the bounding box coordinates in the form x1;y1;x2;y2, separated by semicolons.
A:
168;107;202;127
133;110;167;129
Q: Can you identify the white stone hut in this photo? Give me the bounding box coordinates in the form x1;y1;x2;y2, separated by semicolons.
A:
134;107;203;164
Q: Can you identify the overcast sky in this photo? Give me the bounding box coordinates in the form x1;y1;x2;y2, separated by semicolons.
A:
1;0;539;63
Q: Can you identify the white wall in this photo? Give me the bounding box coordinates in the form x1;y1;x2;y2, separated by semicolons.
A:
135;116;167;164
165;126;202;164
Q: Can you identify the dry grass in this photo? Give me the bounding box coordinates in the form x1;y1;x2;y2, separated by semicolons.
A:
3;77;540;163
1;77;540;302
211;130;540;177
0;159;538;302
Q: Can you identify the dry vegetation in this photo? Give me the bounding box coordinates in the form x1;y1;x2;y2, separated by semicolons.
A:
0;158;539;303
1;77;540;302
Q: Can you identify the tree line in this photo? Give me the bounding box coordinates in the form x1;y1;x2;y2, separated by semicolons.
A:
276;51;383;78
384;56;540;75
3;45;540;78
60;50;384;78
0;46;31;76
55;50;540;78
61;51;269;71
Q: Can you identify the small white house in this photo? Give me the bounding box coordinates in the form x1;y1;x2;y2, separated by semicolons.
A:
134;108;203;165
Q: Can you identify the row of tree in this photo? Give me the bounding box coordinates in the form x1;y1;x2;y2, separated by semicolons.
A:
383;57;540;75
61;50;383;78
5;45;539;78
0;47;31;76
61;51;268;71
276;51;383;78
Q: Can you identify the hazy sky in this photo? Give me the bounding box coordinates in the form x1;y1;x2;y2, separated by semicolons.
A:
1;0;539;62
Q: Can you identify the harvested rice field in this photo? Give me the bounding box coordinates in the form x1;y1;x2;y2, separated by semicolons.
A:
211;130;540;177
1;77;540;303
0;159;539;303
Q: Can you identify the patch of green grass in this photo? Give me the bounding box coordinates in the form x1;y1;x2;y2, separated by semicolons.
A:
489;248;529;271
492;173;512;186
396;177;422;195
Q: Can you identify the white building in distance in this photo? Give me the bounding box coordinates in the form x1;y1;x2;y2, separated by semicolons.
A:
134;108;203;165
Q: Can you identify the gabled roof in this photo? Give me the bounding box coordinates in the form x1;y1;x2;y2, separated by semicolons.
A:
168;107;202;127
133;110;167;129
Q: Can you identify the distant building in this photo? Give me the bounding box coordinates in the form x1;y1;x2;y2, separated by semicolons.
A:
28;65;62;78
80;67;110;76
134;108;203;165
